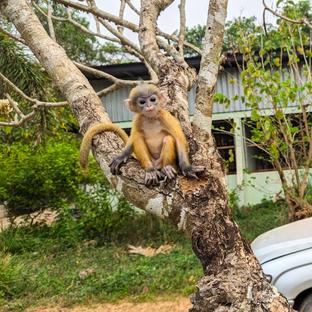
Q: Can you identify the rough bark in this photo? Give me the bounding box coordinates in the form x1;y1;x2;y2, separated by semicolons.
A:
0;0;293;311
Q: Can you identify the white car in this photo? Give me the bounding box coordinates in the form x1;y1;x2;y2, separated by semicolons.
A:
252;217;312;311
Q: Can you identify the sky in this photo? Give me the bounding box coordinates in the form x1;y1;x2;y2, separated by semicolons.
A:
87;0;278;40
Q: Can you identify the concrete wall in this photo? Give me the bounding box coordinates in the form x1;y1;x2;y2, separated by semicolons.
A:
226;172;283;206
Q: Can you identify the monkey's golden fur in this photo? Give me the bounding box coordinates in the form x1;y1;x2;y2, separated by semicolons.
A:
79;123;128;169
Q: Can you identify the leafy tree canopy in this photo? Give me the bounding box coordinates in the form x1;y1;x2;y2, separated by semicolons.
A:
184;0;312;54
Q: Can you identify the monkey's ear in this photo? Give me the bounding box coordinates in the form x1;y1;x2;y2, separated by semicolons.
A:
124;99;135;112
159;90;169;104
124;98;131;108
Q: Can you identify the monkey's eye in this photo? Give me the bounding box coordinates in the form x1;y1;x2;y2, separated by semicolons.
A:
150;96;157;102
138;99;146;106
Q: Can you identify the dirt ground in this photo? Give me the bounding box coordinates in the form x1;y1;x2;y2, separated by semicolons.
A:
27;298;191;312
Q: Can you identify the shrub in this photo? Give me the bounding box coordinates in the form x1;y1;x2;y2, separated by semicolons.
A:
0;137;97;215
53;185;181;245
52;185;137;244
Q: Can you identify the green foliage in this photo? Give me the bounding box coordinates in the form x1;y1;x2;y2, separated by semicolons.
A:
0;137;89;215
97;42;132;65
184;1;312;55
228;188;240;211
55;21;96;63
213;93;230;107
53;187;139;245
0;23;78;143
183;25;205;56
223;16;264;52
0;33;52;100
0;253;26;303
33;2;97;64
0;211;196;310
302;183;312;205
277;0;312;24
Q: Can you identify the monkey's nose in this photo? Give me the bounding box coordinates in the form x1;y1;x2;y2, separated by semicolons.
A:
146;106;154;111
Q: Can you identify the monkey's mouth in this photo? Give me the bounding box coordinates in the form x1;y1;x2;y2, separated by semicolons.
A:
144;109;158;118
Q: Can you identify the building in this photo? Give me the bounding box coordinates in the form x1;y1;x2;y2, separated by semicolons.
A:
85;56;303;206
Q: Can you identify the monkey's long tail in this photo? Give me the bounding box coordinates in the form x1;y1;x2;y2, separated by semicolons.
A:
80;123;129;170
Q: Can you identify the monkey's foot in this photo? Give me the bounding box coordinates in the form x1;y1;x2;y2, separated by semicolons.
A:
181;165;205;179
161;165;177;180
145;169;163;186
109;155;129;175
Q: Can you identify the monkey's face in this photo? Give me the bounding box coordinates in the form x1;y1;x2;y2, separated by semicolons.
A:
136;94;159;117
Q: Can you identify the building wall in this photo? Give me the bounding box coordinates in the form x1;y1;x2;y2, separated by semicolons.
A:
90;66;300;124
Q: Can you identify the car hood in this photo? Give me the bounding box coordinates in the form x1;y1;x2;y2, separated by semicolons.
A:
251;217;312;264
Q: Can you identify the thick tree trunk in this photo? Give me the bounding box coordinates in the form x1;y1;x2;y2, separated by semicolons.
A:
0;0;293;311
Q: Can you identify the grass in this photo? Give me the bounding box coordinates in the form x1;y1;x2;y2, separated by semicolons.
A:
0;219;201;311
233;199;288;241
0;199;288;311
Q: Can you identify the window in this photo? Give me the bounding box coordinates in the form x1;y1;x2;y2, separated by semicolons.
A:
243;120;275;172
212;120;236;174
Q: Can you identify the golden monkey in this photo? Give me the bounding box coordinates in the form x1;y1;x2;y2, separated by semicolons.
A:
80;83;204;185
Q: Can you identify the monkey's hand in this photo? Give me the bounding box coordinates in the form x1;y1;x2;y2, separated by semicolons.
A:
161;165;177;180
181;164;205;179
145;168;163;186
109;145;133;175
109;154;129;175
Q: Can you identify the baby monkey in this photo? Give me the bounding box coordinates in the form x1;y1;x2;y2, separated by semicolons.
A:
110;83;204;184
80;83;204;185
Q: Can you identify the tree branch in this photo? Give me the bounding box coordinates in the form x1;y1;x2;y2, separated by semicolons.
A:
0;72;66;105
6;93;24;117
0;70;116;127
98;17;141;55
0;92;65;127
54;0;201;55
1;1;294;310
178;0;186;57
139;0;175;75
156;35;187;66
73;61;148;86
88;0;103;37
125;0;140;15
118;0;126;34
34;2;120;43
47;1;56;40
0;25;26;44
193;0;228;139
97;83;120;97
157;28;202;55
262;0;312;29
55;0;139;32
